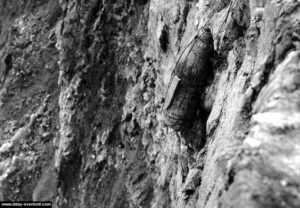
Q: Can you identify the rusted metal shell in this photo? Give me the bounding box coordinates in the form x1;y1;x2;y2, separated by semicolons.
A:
163;28;214;131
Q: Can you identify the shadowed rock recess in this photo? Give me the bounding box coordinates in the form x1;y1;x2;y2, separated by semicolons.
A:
0;0;299;207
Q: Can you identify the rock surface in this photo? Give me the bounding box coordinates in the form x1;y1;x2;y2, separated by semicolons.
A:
0;0;299;207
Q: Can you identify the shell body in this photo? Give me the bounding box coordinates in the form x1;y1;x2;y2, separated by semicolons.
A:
163;28;214;131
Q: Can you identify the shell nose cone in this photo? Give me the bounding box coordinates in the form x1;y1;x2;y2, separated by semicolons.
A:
200;28;214;46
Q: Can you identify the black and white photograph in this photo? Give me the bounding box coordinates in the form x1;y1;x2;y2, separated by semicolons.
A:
0;0;299;207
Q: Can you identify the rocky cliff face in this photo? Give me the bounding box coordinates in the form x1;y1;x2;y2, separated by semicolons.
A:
0;0;300;208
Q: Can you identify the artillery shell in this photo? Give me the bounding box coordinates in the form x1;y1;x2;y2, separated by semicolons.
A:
163;28;214;131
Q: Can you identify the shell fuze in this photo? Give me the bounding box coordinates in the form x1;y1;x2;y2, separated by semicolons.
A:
163;28;214;131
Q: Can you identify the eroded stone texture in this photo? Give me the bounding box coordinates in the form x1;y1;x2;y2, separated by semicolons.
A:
0;0;300;207
0;0;61;202
219;50;300;208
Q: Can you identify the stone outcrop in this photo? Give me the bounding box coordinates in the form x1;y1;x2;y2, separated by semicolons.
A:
0;0;299;208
